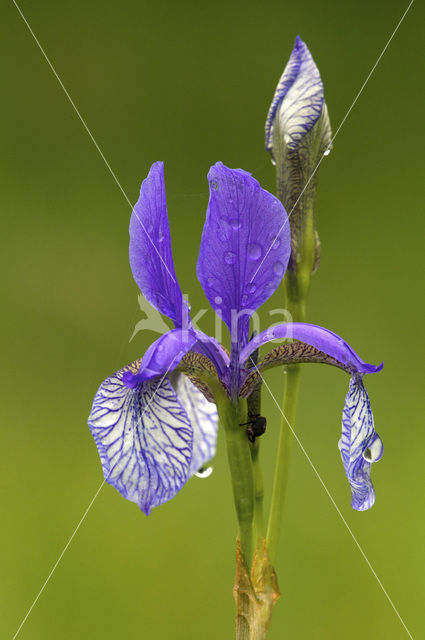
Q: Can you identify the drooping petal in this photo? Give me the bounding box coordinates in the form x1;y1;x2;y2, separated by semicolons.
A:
339;376;383;511
240;323;383;376
265;36;325;153
88;365;193;515
169;372;218;475
129;162;190;327
196;163;290;347
123;328;197;388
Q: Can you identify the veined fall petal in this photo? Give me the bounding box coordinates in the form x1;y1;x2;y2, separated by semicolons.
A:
339;376;383;510
88;365;193;515
168;372;218;476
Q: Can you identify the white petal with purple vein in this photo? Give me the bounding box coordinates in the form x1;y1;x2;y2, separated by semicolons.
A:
339;376;383;511
169;372;218;475
88;366;193;514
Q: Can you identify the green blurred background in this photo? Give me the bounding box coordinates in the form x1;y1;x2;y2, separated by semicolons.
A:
1;0;424;638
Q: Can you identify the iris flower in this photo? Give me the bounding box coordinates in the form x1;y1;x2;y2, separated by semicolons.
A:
88;161;383;514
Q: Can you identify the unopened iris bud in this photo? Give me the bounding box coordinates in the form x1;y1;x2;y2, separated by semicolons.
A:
265;36;332;280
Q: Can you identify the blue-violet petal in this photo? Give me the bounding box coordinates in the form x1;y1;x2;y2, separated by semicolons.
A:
129;161;190;327
197;162;290;347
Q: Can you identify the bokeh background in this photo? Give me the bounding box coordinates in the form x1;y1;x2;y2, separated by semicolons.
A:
1;0;424;638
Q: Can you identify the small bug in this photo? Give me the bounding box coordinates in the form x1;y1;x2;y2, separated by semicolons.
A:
241;414;267;443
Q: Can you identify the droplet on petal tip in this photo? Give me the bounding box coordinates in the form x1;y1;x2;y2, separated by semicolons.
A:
195;466;214;479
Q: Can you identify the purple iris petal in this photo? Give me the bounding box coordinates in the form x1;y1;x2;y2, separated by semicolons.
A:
129;162;190;328
240;323;383;376
123;328;197;388
196;162;290;347
339;376;383;511
88;370;193;515
191;329;230;382
169;372;218;475
265;36;324;153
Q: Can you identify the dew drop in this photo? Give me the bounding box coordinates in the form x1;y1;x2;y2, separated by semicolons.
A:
273;261;285;276
362;435;383;463
269;234;281;249
224;251;236;265
324;148;331;157
247;243;262;261
218;218;231;241
214;295;223;304
195;466;213;479
246;282;256;294
230;218;241;231
146;223;153;234
158;230;165;243
207;277;214;286
242;294;248;305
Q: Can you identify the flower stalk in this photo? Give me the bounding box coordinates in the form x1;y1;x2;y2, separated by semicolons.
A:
217;394;255;566
265;35;331;562
251;441;265;544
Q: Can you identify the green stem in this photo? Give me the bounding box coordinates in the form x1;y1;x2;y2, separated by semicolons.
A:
250;441;264;543
218;396;255;566
266;364;301;563
266;280;308;565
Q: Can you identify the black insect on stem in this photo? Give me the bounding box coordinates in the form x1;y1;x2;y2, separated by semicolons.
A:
240;331;267;444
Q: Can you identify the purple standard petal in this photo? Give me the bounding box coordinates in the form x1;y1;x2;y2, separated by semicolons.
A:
123;328;197;388
265;36;324;153
88;367;193;515
129;162;190;327
197;163;290;347
169;372;218;475
240;323;383;376
339;376;383;511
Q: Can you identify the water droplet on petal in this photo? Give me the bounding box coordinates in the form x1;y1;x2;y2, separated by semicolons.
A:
146;223;153;234
242;294;248;305
214;295;223;304
158;230;165;243
230;218;241;230
362;434;383;463
207;277;214;286
246;282;256;294
224;251;236;265
247;243;262;261
195;466;213;478
273;261;285;276
270;235;281;249
217;218;232;241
